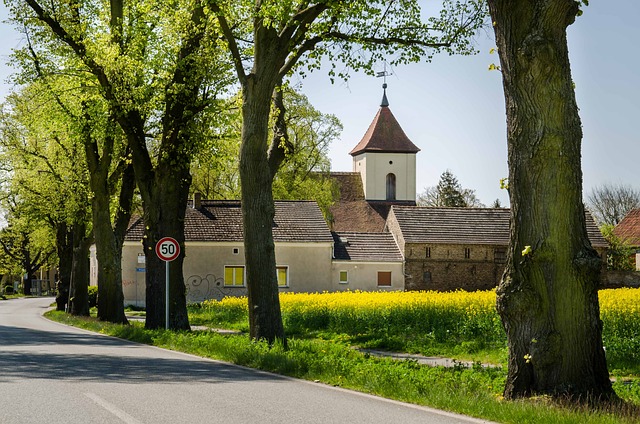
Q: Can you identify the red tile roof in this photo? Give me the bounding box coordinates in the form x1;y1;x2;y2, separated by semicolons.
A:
328;172;415;232
349;106;420;156
613;208;640;246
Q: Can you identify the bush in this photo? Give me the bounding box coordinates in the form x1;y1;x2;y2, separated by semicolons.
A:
3;285;14;295
88;286;98;308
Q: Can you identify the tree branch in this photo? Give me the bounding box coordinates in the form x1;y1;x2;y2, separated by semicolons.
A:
209;2;247;83
267;83;293;178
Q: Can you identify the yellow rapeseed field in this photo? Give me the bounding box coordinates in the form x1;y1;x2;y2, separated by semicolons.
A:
208;287;639;318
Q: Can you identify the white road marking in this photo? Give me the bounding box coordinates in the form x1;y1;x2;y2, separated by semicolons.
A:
85;392;144;424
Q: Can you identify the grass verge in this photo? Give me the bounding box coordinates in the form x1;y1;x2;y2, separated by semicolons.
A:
46;310;639;424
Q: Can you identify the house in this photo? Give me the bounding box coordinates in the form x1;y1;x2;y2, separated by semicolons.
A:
386;206;608;291
613;208;640;270
113;199;404;305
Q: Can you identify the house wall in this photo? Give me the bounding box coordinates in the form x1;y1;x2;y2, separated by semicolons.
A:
330;261;404;291
119;241;333;305
352;152;416;201
385;209;405;252
403;243;607;292
403;243;506;291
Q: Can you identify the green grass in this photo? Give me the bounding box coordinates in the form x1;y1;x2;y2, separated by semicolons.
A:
45;310;640;424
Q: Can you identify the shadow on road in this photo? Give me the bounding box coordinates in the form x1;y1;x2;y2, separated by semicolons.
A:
0;325;283;385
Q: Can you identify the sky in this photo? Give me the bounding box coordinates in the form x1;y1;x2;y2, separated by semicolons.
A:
1;2;638;207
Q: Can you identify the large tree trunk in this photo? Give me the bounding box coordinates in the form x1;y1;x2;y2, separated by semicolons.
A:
91;164;134;324
140;170;191;331
84;116;132;324
487;0;614;399
239;39;286;344
120;112;191;331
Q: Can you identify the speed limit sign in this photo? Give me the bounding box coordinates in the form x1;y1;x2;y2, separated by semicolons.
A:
155;237;180;262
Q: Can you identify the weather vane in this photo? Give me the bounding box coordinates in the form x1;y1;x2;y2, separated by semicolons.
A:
376;63;392;87
376;63;392;106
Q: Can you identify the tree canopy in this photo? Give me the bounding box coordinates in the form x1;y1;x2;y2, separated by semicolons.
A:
418;169;484;207
586;183;640;227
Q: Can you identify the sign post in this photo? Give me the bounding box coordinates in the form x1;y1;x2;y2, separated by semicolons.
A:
155;237;180;330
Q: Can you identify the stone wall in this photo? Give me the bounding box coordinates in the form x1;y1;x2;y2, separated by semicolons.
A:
602;270;640;288
403;243;505;291
403;243;607;292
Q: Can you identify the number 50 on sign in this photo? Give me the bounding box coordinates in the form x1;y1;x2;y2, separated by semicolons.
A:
156;237;180;262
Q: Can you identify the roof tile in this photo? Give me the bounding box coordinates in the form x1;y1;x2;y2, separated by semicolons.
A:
332;232;403;262
390;206;608;248
126;200;333;243
349;106;420;156
613;208;640;246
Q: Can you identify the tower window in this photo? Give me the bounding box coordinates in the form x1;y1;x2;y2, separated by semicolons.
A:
386;173;396;200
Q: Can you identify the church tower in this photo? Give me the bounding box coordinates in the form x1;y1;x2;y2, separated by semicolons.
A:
349;84;420;202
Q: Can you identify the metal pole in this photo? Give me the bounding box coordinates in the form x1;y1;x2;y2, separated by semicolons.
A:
165;260;169;330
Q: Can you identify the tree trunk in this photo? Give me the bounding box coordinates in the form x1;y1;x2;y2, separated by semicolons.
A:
68;223;91;316
239;51;286;344
487;0;614;399
139;170;191;331
84;116;132;324
55;222;73;311
90;164;133;324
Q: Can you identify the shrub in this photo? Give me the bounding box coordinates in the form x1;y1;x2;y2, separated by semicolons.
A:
87;286;98;308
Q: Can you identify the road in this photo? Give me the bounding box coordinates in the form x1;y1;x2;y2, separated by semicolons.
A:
0;297;493;424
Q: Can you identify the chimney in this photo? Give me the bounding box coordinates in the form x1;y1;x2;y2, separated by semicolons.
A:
193;192;202;209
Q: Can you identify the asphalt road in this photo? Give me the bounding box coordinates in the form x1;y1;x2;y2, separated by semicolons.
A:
0;297;493;424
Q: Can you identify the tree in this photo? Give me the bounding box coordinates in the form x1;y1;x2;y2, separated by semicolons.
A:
191;89;341;216
586;183;640;227
417;170;484;207
487;0;614;400
436;170;467;207
6;40;135;322
599;224;635;271
17;0;233;329
212;0;485;343
0;85;93;314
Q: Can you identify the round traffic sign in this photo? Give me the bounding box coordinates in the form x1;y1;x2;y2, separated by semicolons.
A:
155;237;180;262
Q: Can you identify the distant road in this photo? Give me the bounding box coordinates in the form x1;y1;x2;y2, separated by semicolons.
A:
0;297;493;424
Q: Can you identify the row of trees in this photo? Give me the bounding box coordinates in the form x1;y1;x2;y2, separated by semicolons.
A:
0;0;627;405
2;0;485;332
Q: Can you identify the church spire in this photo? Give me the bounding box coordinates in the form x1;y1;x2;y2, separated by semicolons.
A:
381;83;389;107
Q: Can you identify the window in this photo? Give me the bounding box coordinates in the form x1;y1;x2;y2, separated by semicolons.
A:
386;173;396;200
423;271;432;283
377;271;392;287
277;266;289;287
232;247;239;255
339;270;348;284
224;266;245;287
464;248;471;259
425;247;431;258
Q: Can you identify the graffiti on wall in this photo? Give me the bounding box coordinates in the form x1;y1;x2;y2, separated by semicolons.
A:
185;274;247;303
